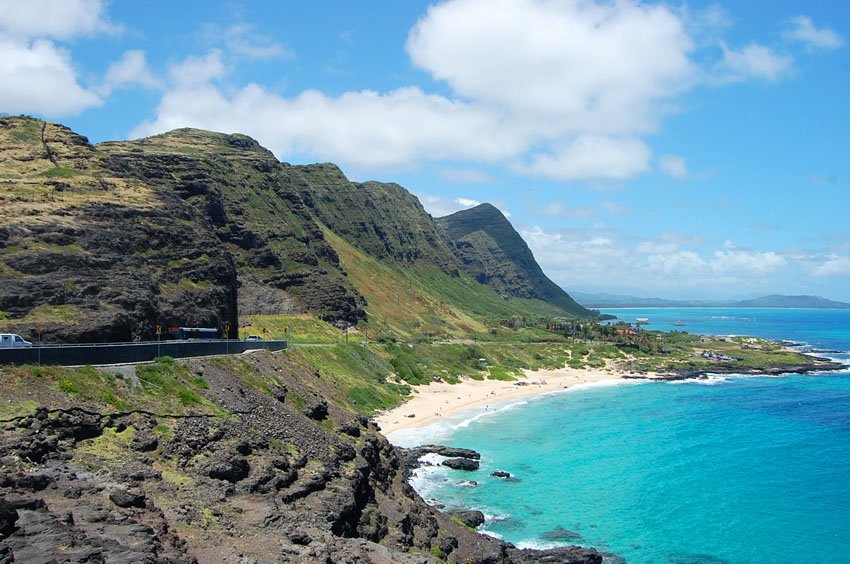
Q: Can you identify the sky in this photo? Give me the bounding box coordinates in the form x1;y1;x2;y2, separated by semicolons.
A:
2;0;849;301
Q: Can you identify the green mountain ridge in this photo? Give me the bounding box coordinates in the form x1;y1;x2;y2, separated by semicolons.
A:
437;204;591;318
0;118;590;342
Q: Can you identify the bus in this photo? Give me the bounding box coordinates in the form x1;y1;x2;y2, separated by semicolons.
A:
167;327;219;340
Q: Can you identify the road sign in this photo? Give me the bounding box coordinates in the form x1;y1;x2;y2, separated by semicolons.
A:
224;322;231;334
156;324;163;335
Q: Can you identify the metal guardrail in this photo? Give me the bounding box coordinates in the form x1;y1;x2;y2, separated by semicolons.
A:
18;338;254;349
0;339;288;366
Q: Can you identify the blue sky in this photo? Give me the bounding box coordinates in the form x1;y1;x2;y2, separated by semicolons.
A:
2;0;848;301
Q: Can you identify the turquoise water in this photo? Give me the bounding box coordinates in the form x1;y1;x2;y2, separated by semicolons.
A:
392;309;850;563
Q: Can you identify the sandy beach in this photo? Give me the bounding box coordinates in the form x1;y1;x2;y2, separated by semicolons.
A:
375;364;631;436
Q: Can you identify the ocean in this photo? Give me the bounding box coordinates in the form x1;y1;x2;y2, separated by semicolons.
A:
389;308;850;563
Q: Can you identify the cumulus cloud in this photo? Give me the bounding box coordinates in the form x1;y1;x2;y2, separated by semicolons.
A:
0;0;115;116
659;154;689;179
709;249;786;273
407;0;695;133
521;224;789;295
715;42;793;82
455;198;481;208
129;0;802;181
783;16;845;51
0;0;117;40
416;193;482;217
168;51;227;87
519;136;652;181
132;82;525;169
812;255;850;277
133;0;703;179
0;35;102;116
100;50;161;95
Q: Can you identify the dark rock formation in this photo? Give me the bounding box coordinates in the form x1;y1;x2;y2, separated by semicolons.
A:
442;458;480;471
445;509;485;528
0;351;607;562
491;470;512;478
507;546;603;563
541;525;583;541
109;488;146;509
0;499;18;537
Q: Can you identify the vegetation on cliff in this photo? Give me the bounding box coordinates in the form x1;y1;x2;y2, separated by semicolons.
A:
438;204;591;318
0;117;591;344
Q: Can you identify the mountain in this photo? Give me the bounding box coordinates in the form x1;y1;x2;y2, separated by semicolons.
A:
436;204;591;318
571;292;715;308
0;117;589;343
574;291;850;309
730;295;850;309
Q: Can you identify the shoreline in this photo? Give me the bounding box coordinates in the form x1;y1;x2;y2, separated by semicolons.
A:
374;364;636;436
375;356;847;437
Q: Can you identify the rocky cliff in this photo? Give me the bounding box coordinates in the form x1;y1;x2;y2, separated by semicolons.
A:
437;204;591;318
0;351;603;563
0;117;591;343
290;165;459;273
0;119;240;342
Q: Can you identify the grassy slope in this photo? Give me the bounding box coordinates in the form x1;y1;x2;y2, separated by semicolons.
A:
239;314;344;342
321;226;567;341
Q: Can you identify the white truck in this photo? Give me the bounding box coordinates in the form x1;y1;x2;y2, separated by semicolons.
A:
0;333;33;348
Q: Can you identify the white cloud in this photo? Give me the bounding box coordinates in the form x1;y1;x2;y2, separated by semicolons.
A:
519;136;651;181
709;249;786;273
407;0;695;134
715;42;793;82
203;23;295;61
0;0;116;40
536;202;594;219
132;80;523;169
659;154;688;179
129;0;802;181
520;223;790;295
601;200;628;216
134;0;700;180
0;0;114;117
168;51;227;87
783;16;844;51
812;255;850;277
0;35;101;116
455;197;481;208
439;168;492;183
637;241;679;254
101;50;161;94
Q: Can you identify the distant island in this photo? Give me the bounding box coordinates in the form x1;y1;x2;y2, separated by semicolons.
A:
572;292;850;309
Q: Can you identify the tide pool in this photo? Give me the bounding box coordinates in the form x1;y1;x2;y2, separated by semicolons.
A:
398;309;850;563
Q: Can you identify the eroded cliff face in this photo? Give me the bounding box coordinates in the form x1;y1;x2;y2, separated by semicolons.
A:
98;129;366;324
437;204;591;318
0;119;239;342
0;117;591;344
0;118;366;342
289;165;459;273
0;352;602;563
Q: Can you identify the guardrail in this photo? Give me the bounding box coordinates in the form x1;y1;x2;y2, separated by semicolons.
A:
0;339;288;366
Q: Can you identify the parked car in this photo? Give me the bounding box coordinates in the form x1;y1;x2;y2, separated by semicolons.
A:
245;335;262;342
0;333;33;348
